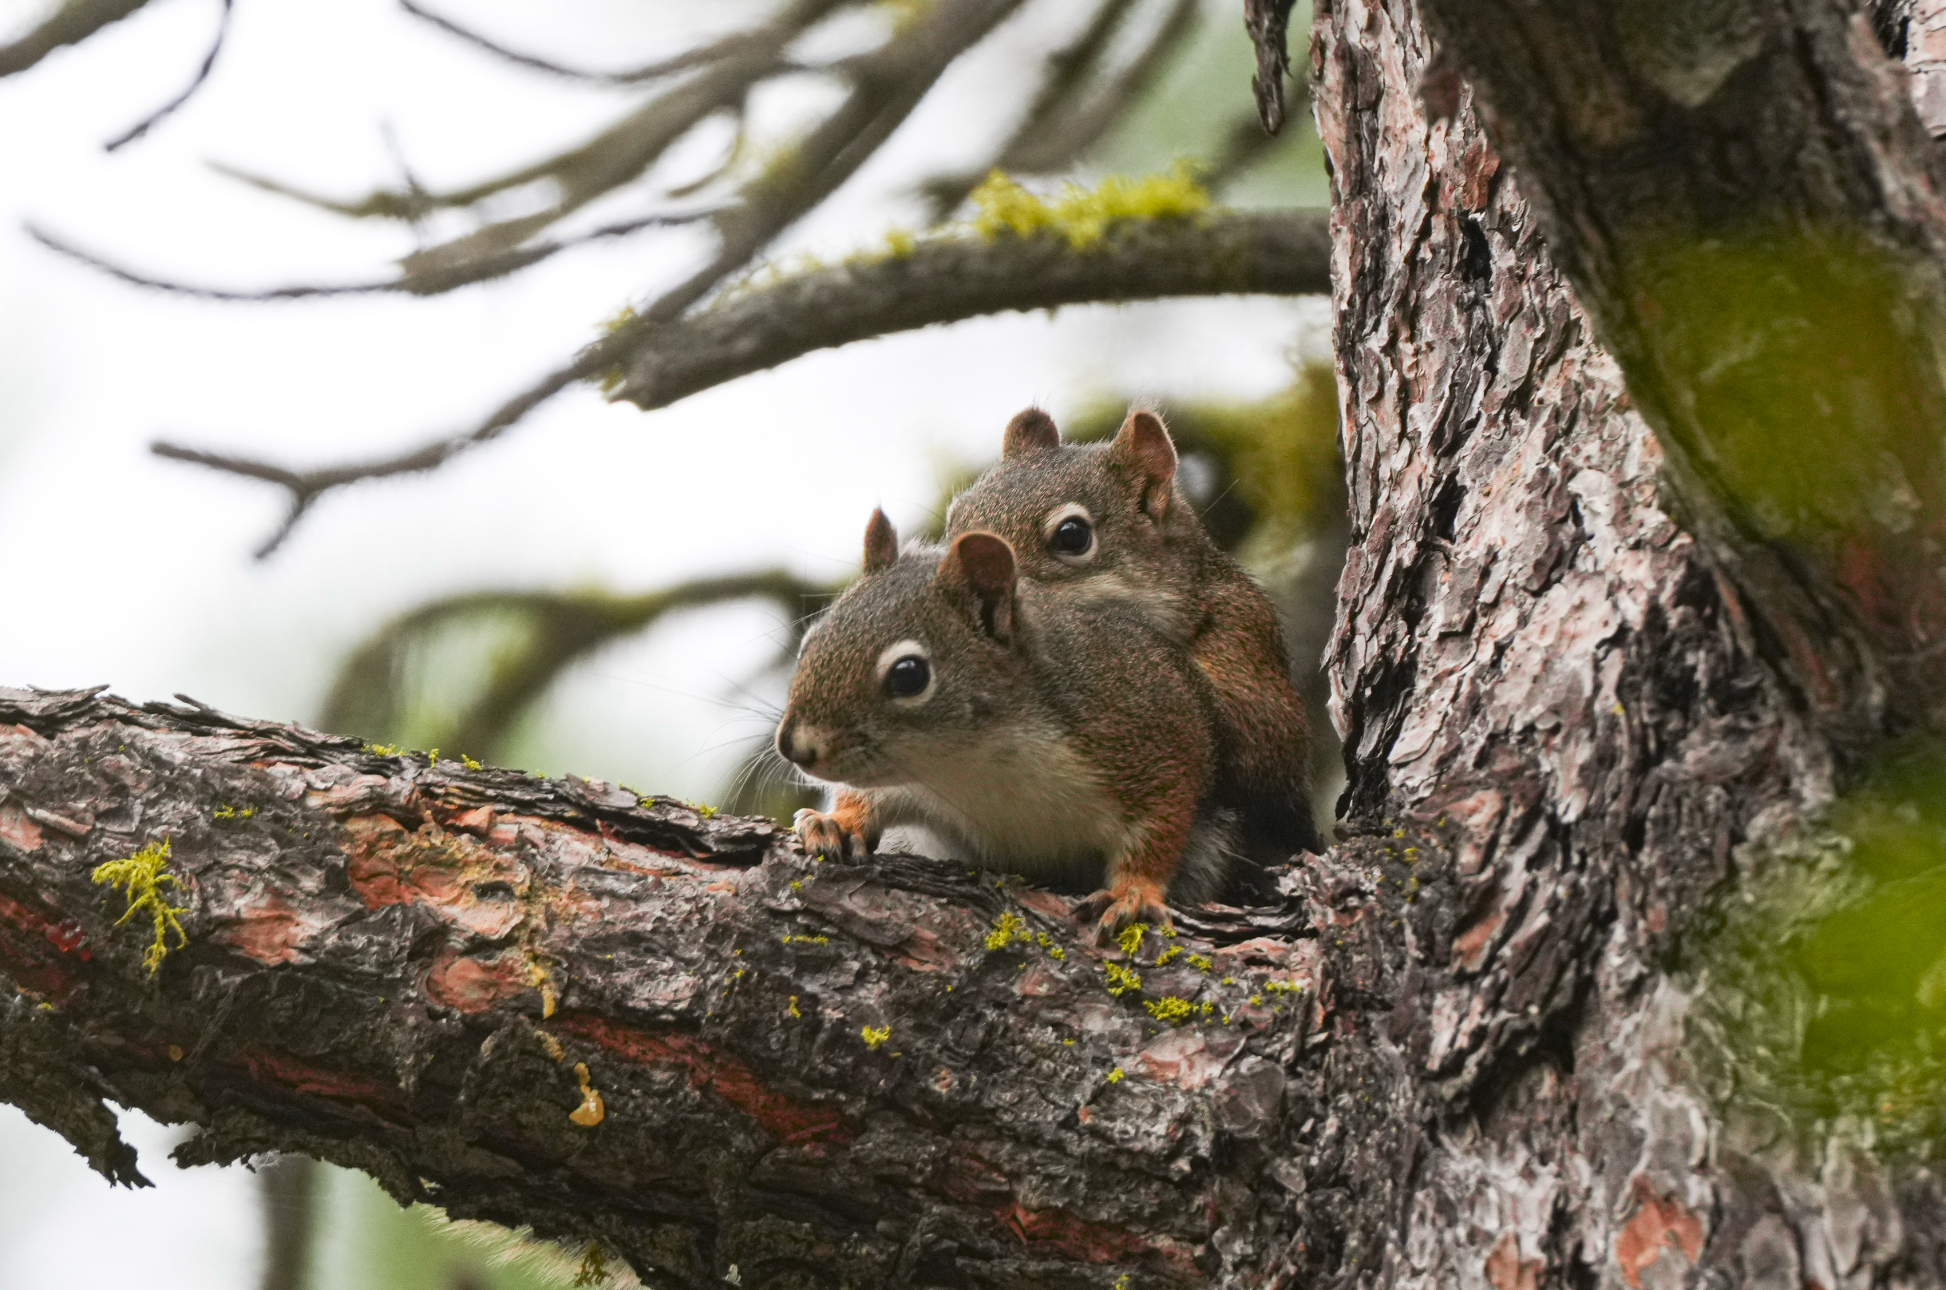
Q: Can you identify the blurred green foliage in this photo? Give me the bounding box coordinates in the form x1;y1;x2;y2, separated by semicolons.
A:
311;1166;591;1290
1693;744;1946;1151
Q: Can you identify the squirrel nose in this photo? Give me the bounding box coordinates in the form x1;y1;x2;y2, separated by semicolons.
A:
777;721;818;769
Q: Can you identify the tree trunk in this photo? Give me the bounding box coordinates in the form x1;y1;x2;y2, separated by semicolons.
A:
10;5;1946;1289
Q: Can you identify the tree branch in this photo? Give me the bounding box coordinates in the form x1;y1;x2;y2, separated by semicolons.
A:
101;0;229;151
614;209;1331;410
152;204;1319;559
0;685;1365;1288
0;0;151;78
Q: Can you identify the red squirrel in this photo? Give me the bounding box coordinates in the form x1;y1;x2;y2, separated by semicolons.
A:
945;406;1322;863
776;510;1240;937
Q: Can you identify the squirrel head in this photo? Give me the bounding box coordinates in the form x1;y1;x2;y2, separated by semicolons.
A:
777;511;1029;789
945;406;1191;594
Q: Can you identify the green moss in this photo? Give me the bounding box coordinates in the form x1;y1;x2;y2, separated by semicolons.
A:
92;839;188;975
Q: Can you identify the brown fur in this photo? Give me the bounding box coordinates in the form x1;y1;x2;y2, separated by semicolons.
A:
776;513;1234;938
947;408;1322;868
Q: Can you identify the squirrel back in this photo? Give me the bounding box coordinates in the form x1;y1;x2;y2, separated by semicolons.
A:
945;407;1323;861
776;511;1237;935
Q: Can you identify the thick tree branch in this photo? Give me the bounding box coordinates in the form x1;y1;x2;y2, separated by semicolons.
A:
150;208;1327;557
615;210;1330;410
0;0;151;77
0;686;1365;1288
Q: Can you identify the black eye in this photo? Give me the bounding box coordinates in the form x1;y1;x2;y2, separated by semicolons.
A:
884;654;930;698
1051;515;1093;556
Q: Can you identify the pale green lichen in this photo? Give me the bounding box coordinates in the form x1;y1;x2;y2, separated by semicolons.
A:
92;839;188;975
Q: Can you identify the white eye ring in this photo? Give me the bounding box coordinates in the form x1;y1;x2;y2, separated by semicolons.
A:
1043;503;1097;564
875;639;935;705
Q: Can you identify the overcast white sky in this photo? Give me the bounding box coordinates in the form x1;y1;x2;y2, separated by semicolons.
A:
0;0;1324;1284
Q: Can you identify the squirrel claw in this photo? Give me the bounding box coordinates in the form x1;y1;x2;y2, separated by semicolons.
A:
1078;878;1174;944
792;809;867;862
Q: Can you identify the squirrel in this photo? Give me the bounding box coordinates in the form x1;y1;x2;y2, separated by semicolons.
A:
943;405;1323;865
775;509;1241;938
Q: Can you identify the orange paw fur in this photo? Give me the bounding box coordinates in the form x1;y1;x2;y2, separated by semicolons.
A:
792;808;870;862
1077;874;1173;943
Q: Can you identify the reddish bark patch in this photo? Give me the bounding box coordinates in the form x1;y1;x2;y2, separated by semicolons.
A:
555;1012;853;1146
448;806;494;835
0;804;44;852
1452;896;1506;972
427;950;533;1013
213;893;311;965
0;890;81;998
1615;1178;1704;1288
1485;1231;1541;1290
240;1047;404;1112
997;1200;1155;1264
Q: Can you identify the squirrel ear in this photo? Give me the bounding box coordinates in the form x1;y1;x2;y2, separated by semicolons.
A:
1001;408;1060;458
940;531;1018;643
863;508;898;574
1109;408;1179;520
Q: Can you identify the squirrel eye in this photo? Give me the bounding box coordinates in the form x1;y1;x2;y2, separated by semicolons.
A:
884;654;931;699
1051;515;1093;556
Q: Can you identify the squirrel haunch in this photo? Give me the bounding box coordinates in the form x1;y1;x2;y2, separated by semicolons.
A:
946;406;1322;863
777;513;1238;937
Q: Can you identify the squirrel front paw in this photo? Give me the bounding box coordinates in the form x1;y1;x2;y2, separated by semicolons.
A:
792;808;870;862
1077;875;1173;944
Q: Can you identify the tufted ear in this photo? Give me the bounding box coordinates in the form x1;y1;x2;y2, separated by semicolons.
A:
1108;408;1179;520
1001;407;1061;458
863;508;899;574
939;531;1018;643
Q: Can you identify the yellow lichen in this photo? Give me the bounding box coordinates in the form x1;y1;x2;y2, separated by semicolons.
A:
971;165;1211;250
861;1024;891;1050
461;753;484;771
690;801;718;819
366;742;403;756
1050;946;1066;961
1103;962;1141;997
569;1062;605;1127
985;910;1027;951
787;995;802;1019
1115;922;1148;956
211;805;256;821
1187;953;1213;973
1105;1067;1125;1084
91;839;188;975
781;934;829;946
1144;996;1194;1025
1155;945;1181;967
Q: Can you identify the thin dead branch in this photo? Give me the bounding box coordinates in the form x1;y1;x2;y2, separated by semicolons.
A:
102;0;230;151
0;0;152;77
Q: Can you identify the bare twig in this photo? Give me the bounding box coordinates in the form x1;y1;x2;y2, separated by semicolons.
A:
159;0;1033;557
319;571;836;760
0;0;151;77
103;0;230;151
28;208;721;300
398;0;806;85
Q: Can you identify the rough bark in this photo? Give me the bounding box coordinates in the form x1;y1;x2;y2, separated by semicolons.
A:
1307;0;1946;1285
0;686;1351;1289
